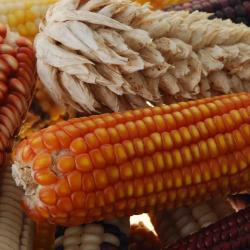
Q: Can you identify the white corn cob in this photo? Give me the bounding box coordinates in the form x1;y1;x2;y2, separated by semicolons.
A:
151;198;234;247
35;0;250;114
0;165;35;250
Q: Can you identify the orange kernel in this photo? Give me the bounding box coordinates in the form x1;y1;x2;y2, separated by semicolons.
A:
34;169;57;185
57;155;75;173
84;133;100;149
42;132;60;151
57;197;73;212
89;149;106;168
71;192;85;209
67;170;82;191
39;187;57;205
75;154;93;172
70;138;87;154
55;179;71;197
33;153;52;171
93;169;108;189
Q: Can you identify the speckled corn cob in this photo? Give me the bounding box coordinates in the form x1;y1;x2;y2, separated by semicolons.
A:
12;92;250;226
0;0;57;40
130;222;161;250
54;219;129;250
166;0;250;26
151;198;234;247
163;206;250;250
0;23;36;168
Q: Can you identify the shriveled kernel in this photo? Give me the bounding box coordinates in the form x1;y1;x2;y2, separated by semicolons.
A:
93;169;108;189
39;188;57;205
33;153;52;170
89;149;106;168
75;154;93;172
82;174;95;192
67;171;82;191
70;138;87;154
120;162;133;180
114;144;128;164
100;144;115;164
34;169;57;185
57;155;75;173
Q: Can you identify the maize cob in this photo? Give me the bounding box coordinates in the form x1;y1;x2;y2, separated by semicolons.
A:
151;198;234;247
12;92;250;226
0;163;35;250
36;0;250;114
0;0;57;40
167;0;250;26
54;219;129;250
130;222;161;250
136;0;188;9
163;206;250;250
0;23;36;168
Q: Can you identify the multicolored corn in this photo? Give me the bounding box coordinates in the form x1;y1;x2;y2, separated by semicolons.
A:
163;206;250;250
136;0;188;9
12;92;250;226
151;198;234;247
0;23;36;168
0;0;57;40
166;0;250;26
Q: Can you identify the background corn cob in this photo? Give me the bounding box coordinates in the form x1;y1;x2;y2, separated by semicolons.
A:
35;0;250;114
151;197;234;247
12;92;250;226
129;222;161;250
163;206;250;250
166;0;250;26
0;23;36;168
136;0;188;9
0;164;35;250
0;0;57;40
54;218;129;250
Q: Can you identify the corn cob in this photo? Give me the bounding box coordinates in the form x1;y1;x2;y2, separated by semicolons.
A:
11;92;250;226
167;0;250;26
163;206;250;250
0;164;35;250
0;23;36;168
35;0;250;114
54;219;129;250
151;198;234;247
0;0;57;40
136;0;188;9
130;222;161;250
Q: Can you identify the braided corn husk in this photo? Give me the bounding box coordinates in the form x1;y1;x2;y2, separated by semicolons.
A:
35;0;250;114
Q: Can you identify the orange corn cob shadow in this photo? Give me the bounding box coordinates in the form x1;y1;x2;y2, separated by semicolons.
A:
12;92;250;226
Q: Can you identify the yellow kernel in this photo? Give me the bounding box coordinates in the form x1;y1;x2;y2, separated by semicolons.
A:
122;140;135;158
173;169;183;188
75;154;93;172
70;138;87;154
181;146;192;165
172;149;183;167
17;24;28;36
207;138;219;158
57;155;75;173
132;158;144;177
93;170;108;189
153;115;166;132
170;130;182;147
153;152;165;172
33;153;52;170
90;149;106;168
163;152;174;169
120;162;133;180
114;144;128;164
143;137;156;154
179;127;192;144
116;124;129;140
133;138;144;156
162;132;173;150
144;157;155;175
106;166;119;183
7;14;17;27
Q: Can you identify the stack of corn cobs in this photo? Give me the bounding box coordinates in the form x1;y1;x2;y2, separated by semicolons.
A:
2;0;250;249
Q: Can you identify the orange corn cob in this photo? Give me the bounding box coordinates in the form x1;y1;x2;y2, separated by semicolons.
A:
12;92;250;226
0;23;36;167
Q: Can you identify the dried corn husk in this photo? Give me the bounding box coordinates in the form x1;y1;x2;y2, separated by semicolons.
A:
35;0;250;113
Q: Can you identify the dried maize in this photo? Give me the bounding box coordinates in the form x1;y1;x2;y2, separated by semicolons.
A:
35;0;250;114
12;93;250;226
0;23;36;168
151;198;234;247
54;219;129;250
0;0;57;40
167;0;250;26
163;206;250;250
0;163;35;250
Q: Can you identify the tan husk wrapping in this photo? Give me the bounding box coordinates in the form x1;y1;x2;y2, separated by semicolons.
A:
35;0;250;113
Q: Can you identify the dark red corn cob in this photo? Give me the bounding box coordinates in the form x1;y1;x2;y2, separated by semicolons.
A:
166;0;250;26
0;23;36;167
163;206;250;250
